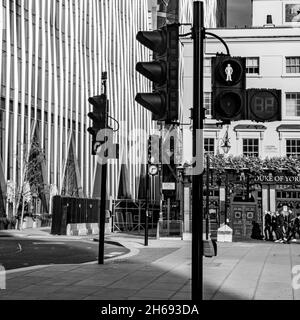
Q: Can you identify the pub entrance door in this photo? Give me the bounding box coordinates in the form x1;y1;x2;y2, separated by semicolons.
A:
230;202;261;241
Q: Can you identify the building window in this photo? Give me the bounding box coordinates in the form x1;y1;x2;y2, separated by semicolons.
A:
243;139;259;157
286;139;300;158
286;93;300;117
204;58;211;74
204;138;214;155
246;57;259;74
286;57;300;74
204;92;211;117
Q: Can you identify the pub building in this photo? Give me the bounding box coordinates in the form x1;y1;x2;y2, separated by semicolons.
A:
184;161;300;242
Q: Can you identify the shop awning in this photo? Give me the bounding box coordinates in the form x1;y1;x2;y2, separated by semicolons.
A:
234;124;267;131
276;124;300;132
204;123;223;130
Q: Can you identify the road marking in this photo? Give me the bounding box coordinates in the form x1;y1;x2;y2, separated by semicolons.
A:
109;252;124;255
32;242;66;245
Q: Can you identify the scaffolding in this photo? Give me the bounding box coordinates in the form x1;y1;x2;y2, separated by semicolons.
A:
112;199;159;234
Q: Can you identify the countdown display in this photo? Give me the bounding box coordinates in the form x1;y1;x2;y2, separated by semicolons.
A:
247;89;281;122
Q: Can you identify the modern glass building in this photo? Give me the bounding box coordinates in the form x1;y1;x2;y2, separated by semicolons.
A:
0;0;224;219
0;0;154;217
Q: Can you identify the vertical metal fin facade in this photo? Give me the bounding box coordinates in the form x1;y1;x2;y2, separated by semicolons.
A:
0;0;153;210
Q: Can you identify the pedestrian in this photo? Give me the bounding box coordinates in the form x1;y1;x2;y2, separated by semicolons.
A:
251;221;264;240
295;213;300;236
264;211;273;241
271;212;278;241
285;216;296;243
289;212;300;241
275;211;285;243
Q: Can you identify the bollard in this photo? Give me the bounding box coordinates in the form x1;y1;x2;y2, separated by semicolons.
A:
0;264;6;290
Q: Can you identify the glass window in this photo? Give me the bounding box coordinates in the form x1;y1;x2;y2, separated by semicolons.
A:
286;92;300;117
243;138;259;157
204;92;211;117
204;58;211;75
286;57;300;74
286;139;300;158
246;57;259;74
204;138;214;155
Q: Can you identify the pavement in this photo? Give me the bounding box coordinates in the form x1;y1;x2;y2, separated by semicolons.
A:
204;240;300;300
0;228;191;300
1;228;300;300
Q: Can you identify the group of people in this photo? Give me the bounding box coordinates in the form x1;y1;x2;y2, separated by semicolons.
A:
264;210;300;243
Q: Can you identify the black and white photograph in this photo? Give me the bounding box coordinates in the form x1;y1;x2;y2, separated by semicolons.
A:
0;0;300;312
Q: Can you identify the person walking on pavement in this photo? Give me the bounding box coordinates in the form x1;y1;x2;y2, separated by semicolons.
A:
271;211;278;241
295;213;300;238
264;211;273;241
286;212;300;243
275;211;285;243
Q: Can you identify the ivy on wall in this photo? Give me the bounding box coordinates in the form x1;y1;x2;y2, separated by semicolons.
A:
207;155;300;176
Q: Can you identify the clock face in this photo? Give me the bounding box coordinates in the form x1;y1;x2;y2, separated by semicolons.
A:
148;165;158;176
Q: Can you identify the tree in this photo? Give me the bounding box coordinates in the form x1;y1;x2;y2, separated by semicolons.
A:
8;137;47;229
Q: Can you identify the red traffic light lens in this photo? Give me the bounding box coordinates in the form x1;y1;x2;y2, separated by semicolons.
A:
216;91;242;119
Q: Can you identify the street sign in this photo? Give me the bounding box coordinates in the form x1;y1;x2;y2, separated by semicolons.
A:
148;165;158;176
162;182;176;190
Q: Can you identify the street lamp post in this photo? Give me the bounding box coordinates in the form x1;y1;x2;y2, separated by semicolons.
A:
220;126;231;225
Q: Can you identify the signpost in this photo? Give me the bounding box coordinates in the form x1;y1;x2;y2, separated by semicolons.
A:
162;182;176;190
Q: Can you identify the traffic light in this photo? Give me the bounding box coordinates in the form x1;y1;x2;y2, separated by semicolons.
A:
247;89;281;122
212;55;246;122
87;94;107;155
135;23;179;123
147;134;160;164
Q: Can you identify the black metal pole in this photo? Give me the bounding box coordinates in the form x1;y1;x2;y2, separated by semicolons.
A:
224;173;228;226
192;1;204;301
145;163;149;246
98;72;108;264
206;154;209;240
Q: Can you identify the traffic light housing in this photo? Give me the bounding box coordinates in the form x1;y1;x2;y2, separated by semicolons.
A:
148;134;160;164
87;94;107;155
135;23;179;123
212;55;246;122
247;89;281;122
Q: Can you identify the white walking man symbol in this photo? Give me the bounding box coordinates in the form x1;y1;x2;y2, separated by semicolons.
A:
225;63;233;82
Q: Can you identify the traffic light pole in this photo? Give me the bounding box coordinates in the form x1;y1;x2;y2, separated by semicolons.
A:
206;154;210;240
98;72;108;265
145;164;149;246
192;1;204;301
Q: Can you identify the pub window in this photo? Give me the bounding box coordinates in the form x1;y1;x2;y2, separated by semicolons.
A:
246;57;259;74
286;57;300;74
204;138;214;155
204;58;211;75
286;139;300;158
276;191;281;198
204;92;211;117
286;92;300;117
243;138;259;157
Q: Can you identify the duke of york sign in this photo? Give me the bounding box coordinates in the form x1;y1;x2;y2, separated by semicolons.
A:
254;174;300;184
